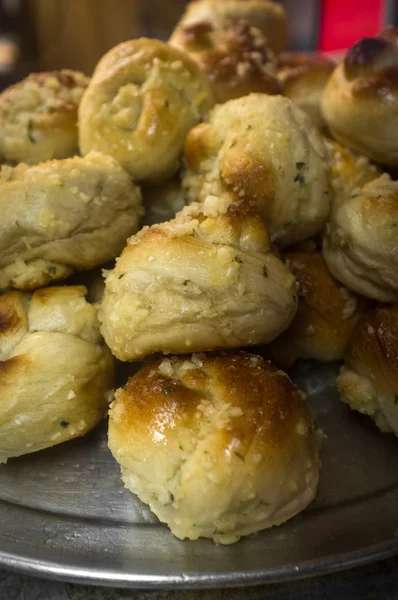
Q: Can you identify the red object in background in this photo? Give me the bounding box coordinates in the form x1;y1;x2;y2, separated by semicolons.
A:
319;0;385;52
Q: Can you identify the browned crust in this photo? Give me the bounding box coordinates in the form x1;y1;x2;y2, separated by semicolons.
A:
263;251;368;366
277;52;335;89
179;20;214;49
342;33;398;101
170;0;288;56
0;70;88;120
361;187;398;217
221;148;275;211
378;25;398;44
344;306;398;390
322;34;398;165
286;252;355;324
112;353;314;458
0;353;25;382
31;285;87;304
350;65;398;100
187;20;280;102
344;38;390;77
185;115;275;211
0;291;26;336
285;251;367;341
184;122;217;169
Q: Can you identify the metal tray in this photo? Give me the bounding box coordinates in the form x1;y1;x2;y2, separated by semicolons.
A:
0;362;397;589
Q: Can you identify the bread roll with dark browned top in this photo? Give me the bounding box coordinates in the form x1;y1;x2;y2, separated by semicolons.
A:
108;353;321;543
338;306;398;436
170;0;288;56
171;19;280;104
322;28;398;165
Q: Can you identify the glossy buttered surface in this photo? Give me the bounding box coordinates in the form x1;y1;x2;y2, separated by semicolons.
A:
0;362;397;588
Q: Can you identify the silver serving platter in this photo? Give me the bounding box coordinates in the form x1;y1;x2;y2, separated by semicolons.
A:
0;362;397;589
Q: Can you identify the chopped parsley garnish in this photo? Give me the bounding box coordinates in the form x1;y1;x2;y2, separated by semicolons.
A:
60;421;69;429
164;99;169;108
246;124;252;130
263;265;268;277
47;266;57;275
296;161;305;170
163;386;173;394
230;140;237;148
183;280;189;286
27;119;36;144
118;273;125;279
294;173;305;184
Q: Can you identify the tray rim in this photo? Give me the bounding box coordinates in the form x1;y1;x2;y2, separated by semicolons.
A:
1;538;397;589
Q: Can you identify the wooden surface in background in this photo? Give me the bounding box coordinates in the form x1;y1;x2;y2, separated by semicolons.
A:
25;0;187;75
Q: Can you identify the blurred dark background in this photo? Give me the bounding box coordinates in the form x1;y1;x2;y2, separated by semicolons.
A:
0;0;397;85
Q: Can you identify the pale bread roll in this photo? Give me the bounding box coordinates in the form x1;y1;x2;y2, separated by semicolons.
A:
0;286;114;463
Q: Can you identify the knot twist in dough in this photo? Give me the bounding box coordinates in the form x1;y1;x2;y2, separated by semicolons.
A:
79;38;214;182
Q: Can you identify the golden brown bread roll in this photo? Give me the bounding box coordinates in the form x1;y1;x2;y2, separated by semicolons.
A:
323;174;398;302
183;94;331;248
0;70;88;165
338;306;398;437
322;28;398;165
170;18;280;104
266;251;369;368
108;353;321;543
99;196;298;361
170;0;288;56
326;139;381;203
0;152;142;291
78;38;213;182
277;52;334;130
0;286;114;463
